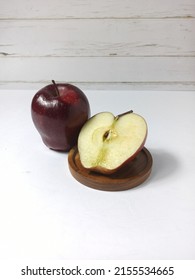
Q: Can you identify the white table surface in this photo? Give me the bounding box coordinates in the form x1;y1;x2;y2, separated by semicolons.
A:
0;89;195;260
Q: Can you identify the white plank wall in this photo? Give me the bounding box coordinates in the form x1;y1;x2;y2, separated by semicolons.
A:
0;0;195;90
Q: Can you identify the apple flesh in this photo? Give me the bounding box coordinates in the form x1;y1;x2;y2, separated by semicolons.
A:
31;81;90;151
78;111;147;174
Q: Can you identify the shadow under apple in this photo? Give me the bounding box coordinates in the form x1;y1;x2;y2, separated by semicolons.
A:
149;148;180;183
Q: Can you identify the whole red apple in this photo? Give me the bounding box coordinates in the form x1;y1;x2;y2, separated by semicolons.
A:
31;81;90;151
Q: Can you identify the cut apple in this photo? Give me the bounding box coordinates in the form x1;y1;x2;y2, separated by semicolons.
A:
77;111;147;174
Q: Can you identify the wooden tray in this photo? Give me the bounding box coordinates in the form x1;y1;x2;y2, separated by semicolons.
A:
68;146;153;191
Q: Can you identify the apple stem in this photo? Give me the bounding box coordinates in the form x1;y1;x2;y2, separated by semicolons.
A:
117;110;133;118
52;80;60;96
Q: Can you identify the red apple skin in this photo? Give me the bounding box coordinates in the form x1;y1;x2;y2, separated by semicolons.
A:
31;83;90;151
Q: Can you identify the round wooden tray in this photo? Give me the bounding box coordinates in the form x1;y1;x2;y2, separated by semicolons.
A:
68;146;153;191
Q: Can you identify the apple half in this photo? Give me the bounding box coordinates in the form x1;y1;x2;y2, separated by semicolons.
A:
77;111;148;174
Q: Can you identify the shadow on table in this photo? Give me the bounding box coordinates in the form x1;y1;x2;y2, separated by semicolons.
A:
149;148;180;182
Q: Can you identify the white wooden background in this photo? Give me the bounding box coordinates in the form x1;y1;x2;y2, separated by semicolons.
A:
0;0;195;90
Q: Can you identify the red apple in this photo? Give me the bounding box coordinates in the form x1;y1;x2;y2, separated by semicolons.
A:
77;110;147;174
31;81;90;151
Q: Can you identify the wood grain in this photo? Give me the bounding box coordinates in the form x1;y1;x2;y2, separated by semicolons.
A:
0;0;194;90
1;0;195;19
1;57;194;83
1;19;194;57
1;81;195;91
68;146;153;191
